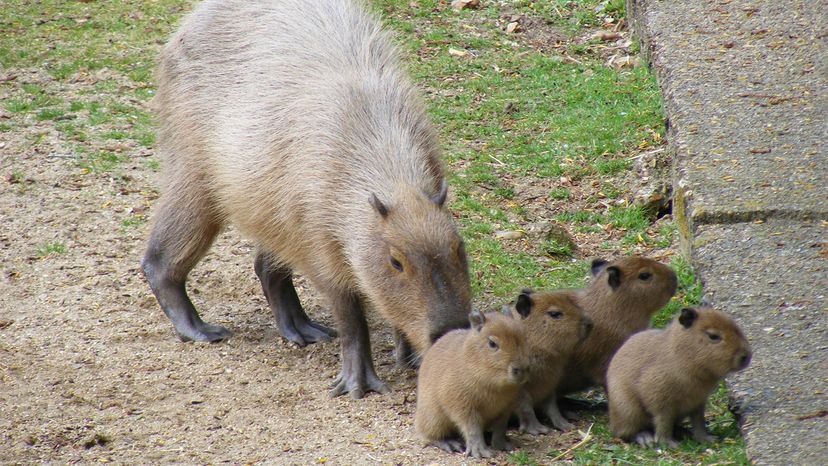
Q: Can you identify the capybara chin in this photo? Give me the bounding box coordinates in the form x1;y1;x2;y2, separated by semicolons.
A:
607;306;752;447
141;0;472;399
415;311;530;459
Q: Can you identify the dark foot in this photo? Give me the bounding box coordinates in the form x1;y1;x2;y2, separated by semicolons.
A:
635;431;656;447
327;288;388;398
176;321;232;342
254;253;337;346
543;399;574;431
432;439;464;453
520;416;551;435
329;367;389;399
142;253;231;344
278;313;337;347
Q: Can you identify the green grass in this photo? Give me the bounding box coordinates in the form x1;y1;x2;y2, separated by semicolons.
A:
36;241;67;257
0;0;170;175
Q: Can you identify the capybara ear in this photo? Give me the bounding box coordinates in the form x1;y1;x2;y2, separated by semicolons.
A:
606;266;622;290
679;307;698;328
591;258;609;276
469;310;486;332
430;179;448;208
369;193;389;218
500;304;512;316
515;292;533;319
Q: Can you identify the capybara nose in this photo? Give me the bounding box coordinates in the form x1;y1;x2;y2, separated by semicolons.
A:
738;352;752;370
510;366;528;383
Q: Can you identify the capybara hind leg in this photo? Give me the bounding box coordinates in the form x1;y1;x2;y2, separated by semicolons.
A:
542;397;573;431
431;438;464;453
141;195;229;342
254;253;336;346
328;290;389;398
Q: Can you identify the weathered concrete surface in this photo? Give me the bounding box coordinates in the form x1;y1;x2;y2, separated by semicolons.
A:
628;0;828;464
694;220;827;464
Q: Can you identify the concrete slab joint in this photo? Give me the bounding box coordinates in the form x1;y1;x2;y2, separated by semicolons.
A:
627;0;827;464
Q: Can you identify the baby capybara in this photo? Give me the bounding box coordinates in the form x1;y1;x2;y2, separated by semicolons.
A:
415;311;530;458
607;306;752;447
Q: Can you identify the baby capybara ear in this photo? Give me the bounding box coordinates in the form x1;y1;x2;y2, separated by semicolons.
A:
469;310;486;332
591;258;609;276
606;266;622;290
678;307;698;328
515;291;533;319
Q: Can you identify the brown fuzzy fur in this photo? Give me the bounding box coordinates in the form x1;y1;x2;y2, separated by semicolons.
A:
508;290;592;434
559;257;678;393
142;0;471;398
415;312;530;459
607;306;752;447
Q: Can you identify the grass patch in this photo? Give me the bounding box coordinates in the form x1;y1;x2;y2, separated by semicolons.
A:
36;241;67;257
78;150;124;173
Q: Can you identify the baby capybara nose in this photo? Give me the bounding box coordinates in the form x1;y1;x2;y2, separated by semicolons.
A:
738;352;752;370
510;366;528;383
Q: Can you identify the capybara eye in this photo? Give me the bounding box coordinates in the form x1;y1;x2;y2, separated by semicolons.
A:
638;272;652;281
487;337;499;350
389;256;404;272
707;332;721;342
547;311;563;319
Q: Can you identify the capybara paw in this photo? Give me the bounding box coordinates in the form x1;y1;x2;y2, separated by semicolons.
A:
549;416;573;431
465;443;494;459
634;431;656;447
692;431;717;443
279;319;336;347
491;438;513;452
655;435;679;449
432;439;464;453
519;419;551;435
177;322;232;342
329;372;389;399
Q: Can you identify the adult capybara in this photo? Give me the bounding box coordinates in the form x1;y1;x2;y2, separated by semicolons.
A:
607;306;752;447
141;0;472;399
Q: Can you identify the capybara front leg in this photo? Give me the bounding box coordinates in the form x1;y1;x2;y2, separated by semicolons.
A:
254;253;336;346
393;329;418;369
516;390;550;435
328;290;389;399
689;406;716;443
141;195;230;342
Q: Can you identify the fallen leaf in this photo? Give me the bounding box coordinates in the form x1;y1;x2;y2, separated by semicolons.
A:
495;230;525;240
592;31;622;42
505;21;520;34
451;0;480;11
605;54;639;70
